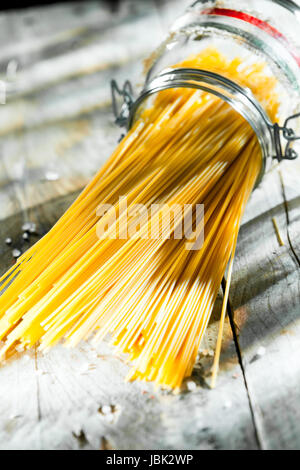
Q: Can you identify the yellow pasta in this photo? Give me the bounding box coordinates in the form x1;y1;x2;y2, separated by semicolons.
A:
0;48;278;389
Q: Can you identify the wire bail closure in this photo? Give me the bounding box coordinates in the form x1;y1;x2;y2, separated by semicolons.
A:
111;78;300;163
111;79;134;128
270;113;300;161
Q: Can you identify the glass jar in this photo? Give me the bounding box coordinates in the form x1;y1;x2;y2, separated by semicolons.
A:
114;0;300;186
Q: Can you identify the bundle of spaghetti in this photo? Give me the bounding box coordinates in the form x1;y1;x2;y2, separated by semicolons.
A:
0;48;279;389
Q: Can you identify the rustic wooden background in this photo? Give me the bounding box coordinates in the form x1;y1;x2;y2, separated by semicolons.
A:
0;0;299;450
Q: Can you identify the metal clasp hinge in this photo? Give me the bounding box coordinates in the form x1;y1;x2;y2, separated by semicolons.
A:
110;79;134;128
272;112;300;161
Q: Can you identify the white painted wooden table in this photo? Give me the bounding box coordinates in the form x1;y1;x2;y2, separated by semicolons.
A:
0;0;299;450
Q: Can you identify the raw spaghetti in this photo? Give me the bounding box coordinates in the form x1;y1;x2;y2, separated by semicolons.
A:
0;48;278;389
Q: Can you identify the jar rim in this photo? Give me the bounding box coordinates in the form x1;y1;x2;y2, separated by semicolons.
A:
128;67;273;187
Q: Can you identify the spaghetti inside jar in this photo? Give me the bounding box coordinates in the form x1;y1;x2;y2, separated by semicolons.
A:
135;0;300;177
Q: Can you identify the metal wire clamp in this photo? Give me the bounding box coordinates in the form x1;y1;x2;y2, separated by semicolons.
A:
111;79;134;128
271;113;300;161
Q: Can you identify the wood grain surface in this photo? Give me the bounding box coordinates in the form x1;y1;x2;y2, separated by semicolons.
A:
0;0;299;450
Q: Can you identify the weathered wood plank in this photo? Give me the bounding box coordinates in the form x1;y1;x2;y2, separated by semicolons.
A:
0;351;41;450
3;0;300;451
153;0;192;30
0;0;260;450
0;109;121;221
0;173;258;450
0;339;257;450
1;1;162;99
229;161;300;450
280;160;300;261
0;0;164;224
0;1;161;72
